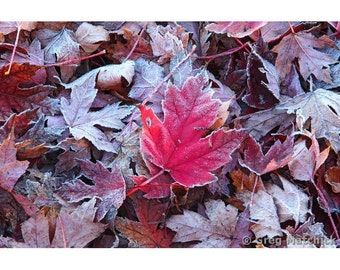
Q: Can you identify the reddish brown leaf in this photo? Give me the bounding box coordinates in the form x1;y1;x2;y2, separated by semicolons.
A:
0;132;29;192
206;22;267;38
272;31;337;83
325;167;340;193
58;160;126;221
139;75;246;188
239;135;294;175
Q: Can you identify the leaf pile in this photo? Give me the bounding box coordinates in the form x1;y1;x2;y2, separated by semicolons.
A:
0;21;340;248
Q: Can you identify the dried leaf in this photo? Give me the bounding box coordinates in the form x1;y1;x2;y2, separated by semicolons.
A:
60;72;134;152
206;22;267;38
51;198;107;248
249;190;282;238
272;31;337;83
239;135;294;175
58;160;126;221
325;167;340;193
265;175;309;224
75;22;109;54
166;199;239;247
278;88;340;152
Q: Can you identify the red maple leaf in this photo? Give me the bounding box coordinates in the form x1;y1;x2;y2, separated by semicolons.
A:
137;75;246;190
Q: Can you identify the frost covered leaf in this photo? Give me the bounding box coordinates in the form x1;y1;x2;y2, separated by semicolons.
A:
265;175;309;224
75;22;109;54
278;88;340;153
0;63;58;121
249;190;282;238
166;199;238;247
44;27;80;82
206;22;267;38
244;48;280;109
62;60;135;91
51;198;107;248
58;160;126;221
288;132;330;181
114;198;172;248
325;167;340;193
239;135;294;175
128;58;164;101
272;31;338;83
0;132;29;192
60;72;134;152
139;75;246;188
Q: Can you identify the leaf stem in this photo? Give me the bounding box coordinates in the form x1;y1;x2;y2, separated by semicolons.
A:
310;178;339;239
126;169;165;197
124;22;147;62
58;216;68;248
5;23;21;75
43;50;107;67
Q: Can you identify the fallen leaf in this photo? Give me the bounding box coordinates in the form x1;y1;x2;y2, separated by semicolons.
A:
239;135;294;175
114;197;173;248
57;160;126;221
60;72;134;152
51;198;107;248
243;48;280;109
206;22;267;38
325;167;340;193
139;75;246;188
272;31;337;83
265;174;309;224
44;27;80;82
75;22;109;54
278;88;340;152
166;199;239;247
288;131;330;181
249;190;282;238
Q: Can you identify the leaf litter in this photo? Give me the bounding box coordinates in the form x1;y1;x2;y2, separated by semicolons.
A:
0;21;340;248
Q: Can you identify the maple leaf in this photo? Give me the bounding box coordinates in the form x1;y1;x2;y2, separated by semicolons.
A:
57;160;126;221
206;22;267;38
60;72;134;152
288;131;330;181
0;132;29;193
243;48;280;109
278;88;340;152
239;135;295;175
0;63;58;121
166;199;239;247
75;22;109;54
265;174;309;225
114;198;173;248
44;26;80;82
272;31;338;83
249;190;282;238
260;22;291;42
139;75;246;188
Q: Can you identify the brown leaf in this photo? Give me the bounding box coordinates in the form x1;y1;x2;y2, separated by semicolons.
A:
272;31;337;83
265;175;310;224
51;198;107;248
249;190;282;239
325;167;340;193
278;88;340;152
166;199;239;247
75;22;109;54
206;22;267;38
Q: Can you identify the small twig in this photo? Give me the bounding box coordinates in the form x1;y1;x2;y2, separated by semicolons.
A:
126;169;165;197
58;216;67;248
5;23;21;75
310;178;339;239
142;45;197;106
124;22;147;62
44;50;106;68
192;42;249;61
